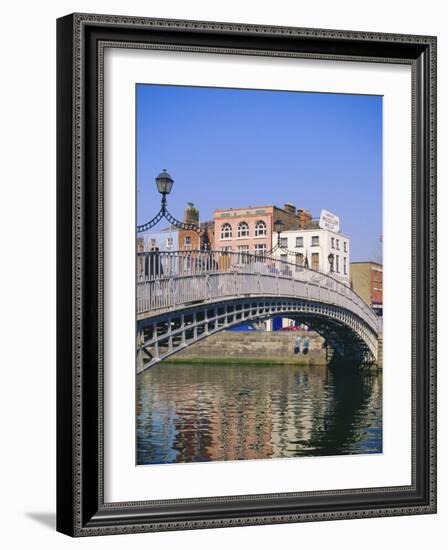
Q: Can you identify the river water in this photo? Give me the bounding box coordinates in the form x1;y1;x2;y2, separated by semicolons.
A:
137;363;382;465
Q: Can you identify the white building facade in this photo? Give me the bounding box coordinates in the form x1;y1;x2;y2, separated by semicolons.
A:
136;227;179;276
138;227;179;252
272;210;351;286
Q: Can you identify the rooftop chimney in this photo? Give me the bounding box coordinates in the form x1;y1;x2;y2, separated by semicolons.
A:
283;202;296;215
297;208;312;228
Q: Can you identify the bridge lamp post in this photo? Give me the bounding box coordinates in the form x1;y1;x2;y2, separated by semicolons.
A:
270;219;303;266
155;168;174;211
328;252;335;273
274;219;284;248
137;169;202;235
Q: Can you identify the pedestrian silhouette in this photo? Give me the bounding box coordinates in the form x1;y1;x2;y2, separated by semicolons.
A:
146;247;163;278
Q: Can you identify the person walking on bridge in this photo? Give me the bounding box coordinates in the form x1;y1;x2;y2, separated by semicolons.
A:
146;247;163;279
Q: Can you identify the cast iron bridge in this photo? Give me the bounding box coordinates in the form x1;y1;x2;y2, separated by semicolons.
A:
136;250;382;373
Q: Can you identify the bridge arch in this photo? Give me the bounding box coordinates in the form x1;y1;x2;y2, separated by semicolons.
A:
137;296;379;373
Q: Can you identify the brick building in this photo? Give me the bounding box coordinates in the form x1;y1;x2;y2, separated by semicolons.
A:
350;261;383;315
178;202;215;251
213;203;308;256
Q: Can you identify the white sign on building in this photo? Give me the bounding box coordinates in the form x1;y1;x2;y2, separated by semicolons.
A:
319;209;340;233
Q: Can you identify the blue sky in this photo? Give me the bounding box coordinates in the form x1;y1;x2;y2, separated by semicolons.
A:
136;84;382;262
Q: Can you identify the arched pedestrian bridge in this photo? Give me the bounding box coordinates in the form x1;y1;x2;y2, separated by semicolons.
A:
136;250;382;373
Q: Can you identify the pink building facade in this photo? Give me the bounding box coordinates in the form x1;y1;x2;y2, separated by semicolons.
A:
213;204;304;256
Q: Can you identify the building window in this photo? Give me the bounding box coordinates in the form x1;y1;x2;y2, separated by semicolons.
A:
166;237;173;250
331;237;334;248
254;220;267;236
237;221;249;238
311;253;319;270
221;245;232;252
254;244;267;256
149;238;156;249
238;244;249;262
336;239;340;250
343;257;347;274
311;235;319;247
280;254;288;263
335;255;339;273
220;223;232;240
295;236;303;247
184;235;192;250
280;237;288;248
295;253;304;269
343;241;347;253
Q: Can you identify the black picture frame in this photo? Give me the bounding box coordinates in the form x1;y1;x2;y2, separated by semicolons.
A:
57;13;437;536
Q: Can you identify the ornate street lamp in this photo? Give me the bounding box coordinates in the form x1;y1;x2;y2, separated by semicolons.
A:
268;218;284;251
269;218;297;257
137;169;201;234
269;218;314;271
155;168;174;197
328;252;335;273
273;219;284;247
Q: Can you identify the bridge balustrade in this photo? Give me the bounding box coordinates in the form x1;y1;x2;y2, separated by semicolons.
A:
136;250;380;334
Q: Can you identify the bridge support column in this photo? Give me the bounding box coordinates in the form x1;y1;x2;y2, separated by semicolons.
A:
136;329;144;373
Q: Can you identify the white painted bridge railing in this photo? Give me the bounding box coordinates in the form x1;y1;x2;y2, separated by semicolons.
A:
137;250;381;334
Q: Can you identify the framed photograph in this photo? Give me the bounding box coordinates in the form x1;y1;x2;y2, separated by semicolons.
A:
57;13;437;536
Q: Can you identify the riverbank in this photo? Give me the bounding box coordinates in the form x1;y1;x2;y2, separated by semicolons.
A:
159;330;382;368
164;330;327;366
162;354;325;366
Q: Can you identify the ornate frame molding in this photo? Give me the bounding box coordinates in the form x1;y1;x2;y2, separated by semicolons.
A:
57;13;437;536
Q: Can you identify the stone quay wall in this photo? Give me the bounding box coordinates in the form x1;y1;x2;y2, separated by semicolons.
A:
170;330;326;365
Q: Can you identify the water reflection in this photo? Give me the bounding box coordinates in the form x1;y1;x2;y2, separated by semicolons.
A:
137;363;382;465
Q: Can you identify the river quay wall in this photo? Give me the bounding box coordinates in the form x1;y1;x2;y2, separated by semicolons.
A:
164;330;326;366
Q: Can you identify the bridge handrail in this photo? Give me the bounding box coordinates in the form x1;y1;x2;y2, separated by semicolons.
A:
136;249;379;329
